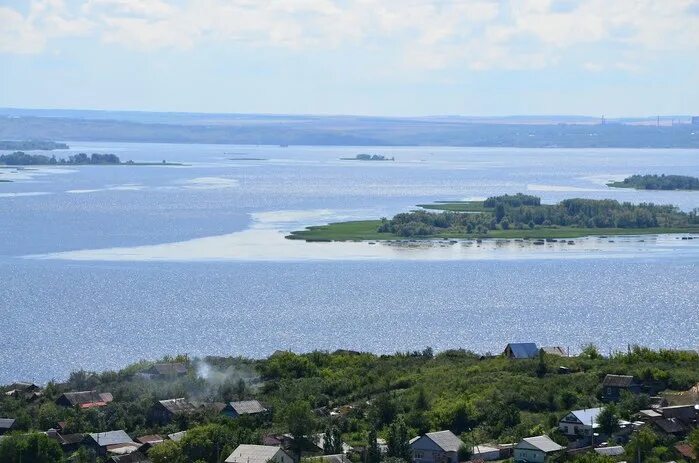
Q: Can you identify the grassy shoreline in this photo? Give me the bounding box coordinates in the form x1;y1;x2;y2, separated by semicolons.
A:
286;199;699;241
287;220;699;241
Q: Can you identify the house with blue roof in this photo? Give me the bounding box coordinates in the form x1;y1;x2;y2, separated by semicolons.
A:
503;343;540;359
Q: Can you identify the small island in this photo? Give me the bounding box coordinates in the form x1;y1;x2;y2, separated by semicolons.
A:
340;154;395;161
0;140;69;150
287;193;699;241
0;151;183;166
608;174;699;191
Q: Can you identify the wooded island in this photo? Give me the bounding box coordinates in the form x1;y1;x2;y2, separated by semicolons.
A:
287;194;699;241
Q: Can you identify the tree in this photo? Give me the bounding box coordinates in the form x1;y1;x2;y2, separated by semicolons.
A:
536;349;548;378
149;440;183;463
366;427;381;463
415;388;430;412
285;401;316;457
495;204;506;223
626;427;657;463
689;428;699;462
386;417;411;462
580;344;602;360
323;424;343;455
597;404;619;436
179;424;237;463
0;432;64;463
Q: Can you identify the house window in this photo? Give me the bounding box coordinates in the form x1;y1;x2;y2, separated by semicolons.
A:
415;451;423;459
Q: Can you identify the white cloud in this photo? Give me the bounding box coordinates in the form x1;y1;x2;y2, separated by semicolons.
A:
1;0;698;71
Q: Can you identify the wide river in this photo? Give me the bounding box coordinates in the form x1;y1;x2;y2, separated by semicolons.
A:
1;142;698;383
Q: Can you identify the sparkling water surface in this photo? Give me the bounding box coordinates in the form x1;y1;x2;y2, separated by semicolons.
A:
1;143;698;382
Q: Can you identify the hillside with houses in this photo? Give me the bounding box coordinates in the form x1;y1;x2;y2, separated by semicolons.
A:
0;345;698;463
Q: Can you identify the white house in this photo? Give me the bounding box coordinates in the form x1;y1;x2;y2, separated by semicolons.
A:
410;430;464;463
558;408;603;437
225;445;294;463
513;436;564;463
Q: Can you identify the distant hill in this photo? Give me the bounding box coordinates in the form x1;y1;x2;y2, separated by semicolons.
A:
0;108;696;148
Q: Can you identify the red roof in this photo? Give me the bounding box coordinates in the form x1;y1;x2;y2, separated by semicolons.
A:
675;443;697;461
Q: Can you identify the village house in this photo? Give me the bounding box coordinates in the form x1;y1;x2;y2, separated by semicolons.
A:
225;444;294;463
675;443;697;462
221;400;268;418
0;418;16;435
46;428;85;452
513;436;564;463
594;446;625;457
541;346;567;357
135;434;164;454
410;430;465;463
149;398;199;425
558;407;603;437
503;343;539;360
4;382;42;401
168;430;187;442
601;375;642;402
83;430;137;456
56;390;114;408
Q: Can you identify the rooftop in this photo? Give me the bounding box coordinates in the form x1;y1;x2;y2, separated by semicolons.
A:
225;444;285;463
520;436;565;453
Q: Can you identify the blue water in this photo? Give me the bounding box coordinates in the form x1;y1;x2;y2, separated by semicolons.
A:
1;143;698;383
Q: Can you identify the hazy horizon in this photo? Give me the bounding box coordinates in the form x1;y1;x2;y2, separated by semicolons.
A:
2;1;698;116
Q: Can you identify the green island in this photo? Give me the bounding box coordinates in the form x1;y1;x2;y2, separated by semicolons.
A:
287;194;699;241
1;347;698;463
0;151;183;166
607;174;699;191
0;140;69;150
340;154;395;161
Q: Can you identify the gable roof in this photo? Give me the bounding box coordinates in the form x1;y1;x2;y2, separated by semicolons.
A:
541;346;566;357
413;431;464;453
505;343;539;359
89;430;134;447
518;436;564;453
59;390;113;407
228;400;267;415
568;408;603;427
158;398;198;415
109;452;150;463
225;444;286;463
654;418;687;434
602;375;635;388
0;418;16;429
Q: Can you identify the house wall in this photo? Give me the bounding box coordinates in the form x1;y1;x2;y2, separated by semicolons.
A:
412;449;458;463
273;450;295;463
559;421;592;436
514;448;545;463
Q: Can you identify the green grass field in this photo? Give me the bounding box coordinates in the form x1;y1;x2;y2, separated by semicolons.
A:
287;220;699;241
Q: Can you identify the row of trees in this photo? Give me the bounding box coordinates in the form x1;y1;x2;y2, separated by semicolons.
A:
377;194;698;237
0;151;122;165
612;174;699;191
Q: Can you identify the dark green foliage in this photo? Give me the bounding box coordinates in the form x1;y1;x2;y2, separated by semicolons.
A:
610;174;699;191
376;194;697;237
386;418;411;461
597;404;619;436
0;432;64;463
366;427;381;463
0;151;121;165
323;424;343;454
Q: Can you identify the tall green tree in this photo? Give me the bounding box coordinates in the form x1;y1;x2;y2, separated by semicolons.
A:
366;427;381;463
386;417;411;462
597;404;619;437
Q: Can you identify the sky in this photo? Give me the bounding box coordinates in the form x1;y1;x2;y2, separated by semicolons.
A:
1;0;698;117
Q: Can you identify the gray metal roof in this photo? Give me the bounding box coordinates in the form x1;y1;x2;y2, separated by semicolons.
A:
570;407;603;427
0;418;16;429
421;430;464;452
89;430;133;447
229;400;267;415
602;374;635;387
225;444;285;463
520;436;565;453
595;446;625;456
506;343;539;359
158;398;198;414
